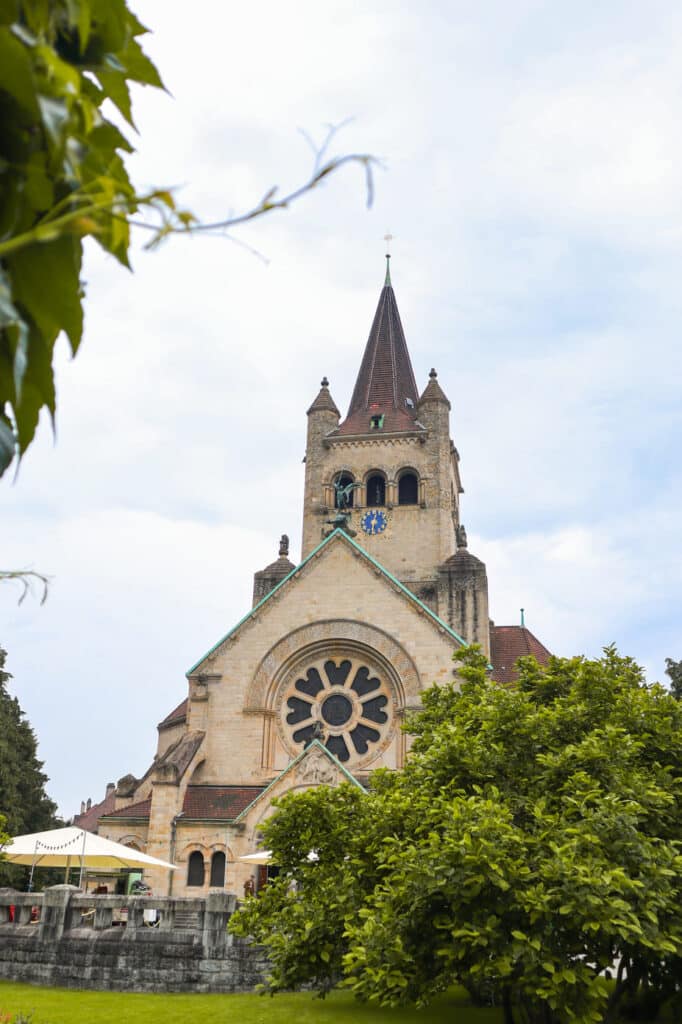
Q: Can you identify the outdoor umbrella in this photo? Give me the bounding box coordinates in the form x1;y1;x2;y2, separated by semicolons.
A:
237;850;319;864
3;826;177;890
238;850;273;864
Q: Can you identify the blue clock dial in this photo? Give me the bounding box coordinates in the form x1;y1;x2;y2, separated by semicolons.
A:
361;509;388;535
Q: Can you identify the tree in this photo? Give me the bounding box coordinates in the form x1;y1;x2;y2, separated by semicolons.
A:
665;658;682;701
0;0;374;479
0;644;59;884
230;647;682;1024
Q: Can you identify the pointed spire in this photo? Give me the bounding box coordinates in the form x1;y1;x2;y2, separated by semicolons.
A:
336;260;420;435
307;376;340;417
418;367;451;409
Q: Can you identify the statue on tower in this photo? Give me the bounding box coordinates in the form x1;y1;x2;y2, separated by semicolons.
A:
324;479;358;539
333;478;357;510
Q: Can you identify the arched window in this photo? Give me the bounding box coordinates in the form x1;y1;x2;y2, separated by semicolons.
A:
210;851;226;887
365;473;386;507
398;471;419;505
334;472;355;509
187;850;205;887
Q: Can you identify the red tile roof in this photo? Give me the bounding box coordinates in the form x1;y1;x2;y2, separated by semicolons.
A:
335;274;421;437
73;789;116;832
182;786;265;820
158;697;188;729
490;625;552;684
102;798;152;820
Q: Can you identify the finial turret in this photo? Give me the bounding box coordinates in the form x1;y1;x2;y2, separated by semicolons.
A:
429;367;438;379
279;534;289;558
307;376;340;417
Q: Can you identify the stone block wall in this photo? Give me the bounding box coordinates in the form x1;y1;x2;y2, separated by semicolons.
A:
0;885;268;993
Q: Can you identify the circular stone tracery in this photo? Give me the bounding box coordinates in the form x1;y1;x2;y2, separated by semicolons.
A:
278;655;394;766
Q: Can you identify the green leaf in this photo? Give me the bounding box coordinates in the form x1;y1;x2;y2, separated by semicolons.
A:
37;95;69;146
0;27;39;116
120;37;164;89
12;322;56;454
0;411;16;475
95;67;134;126
78;0;92;52
0;0;19;27
7;236;83;354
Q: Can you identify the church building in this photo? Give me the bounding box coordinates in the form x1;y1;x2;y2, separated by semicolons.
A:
75;258;551;895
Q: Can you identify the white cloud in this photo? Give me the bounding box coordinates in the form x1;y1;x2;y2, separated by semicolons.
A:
2;0;680;814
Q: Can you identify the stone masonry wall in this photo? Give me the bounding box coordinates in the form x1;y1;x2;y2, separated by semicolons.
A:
0;886;268;994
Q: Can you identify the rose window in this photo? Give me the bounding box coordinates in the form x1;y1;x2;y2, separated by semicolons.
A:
280;656;393;765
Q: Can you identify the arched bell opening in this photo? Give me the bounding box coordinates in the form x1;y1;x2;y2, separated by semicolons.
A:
365;471;386;507
398;470;419;505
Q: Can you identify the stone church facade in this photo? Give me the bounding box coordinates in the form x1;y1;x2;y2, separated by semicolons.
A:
75;259;551;896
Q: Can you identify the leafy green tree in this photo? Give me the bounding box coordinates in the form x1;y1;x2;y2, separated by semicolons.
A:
0;644;58;882
0;0;374;480
665;658;682;700
231;647;682;1024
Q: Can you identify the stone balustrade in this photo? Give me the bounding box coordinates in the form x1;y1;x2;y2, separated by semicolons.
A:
0;885;267;992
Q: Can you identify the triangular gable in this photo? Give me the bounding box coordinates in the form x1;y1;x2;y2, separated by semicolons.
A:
188;528;467;675
234;740;365;824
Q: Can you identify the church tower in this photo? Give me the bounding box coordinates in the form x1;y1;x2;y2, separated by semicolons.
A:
81;254;556;895
301;258;491;657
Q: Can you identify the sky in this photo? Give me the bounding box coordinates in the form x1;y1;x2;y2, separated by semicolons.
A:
2;0;681;818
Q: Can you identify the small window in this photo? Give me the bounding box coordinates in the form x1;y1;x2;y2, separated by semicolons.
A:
370;414;384;430
334;472;355;509
366;473;385;506
398;472;418;505
210;851;226;887
187;851;205;887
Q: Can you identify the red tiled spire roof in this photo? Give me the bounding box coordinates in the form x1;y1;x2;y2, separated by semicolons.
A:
336;259;421;436
489;625;552;684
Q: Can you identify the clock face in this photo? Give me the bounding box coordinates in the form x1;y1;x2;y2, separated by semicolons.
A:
361;509;388;535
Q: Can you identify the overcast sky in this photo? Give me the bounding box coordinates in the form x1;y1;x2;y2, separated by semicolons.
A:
2;0;681;818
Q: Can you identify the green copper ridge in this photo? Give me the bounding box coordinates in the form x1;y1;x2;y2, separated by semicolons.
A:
384;253;391;286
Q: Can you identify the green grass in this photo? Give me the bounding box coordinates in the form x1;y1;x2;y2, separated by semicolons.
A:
0;981;501;1024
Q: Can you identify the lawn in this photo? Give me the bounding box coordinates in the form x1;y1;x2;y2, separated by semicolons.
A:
0;982;501;1024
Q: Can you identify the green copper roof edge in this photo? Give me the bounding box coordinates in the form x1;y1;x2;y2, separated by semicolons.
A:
340;529;470;647
186;530;335;675
234;740;365;824
187;528;468;676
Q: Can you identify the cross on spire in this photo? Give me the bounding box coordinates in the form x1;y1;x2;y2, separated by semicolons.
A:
384;231;393;285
